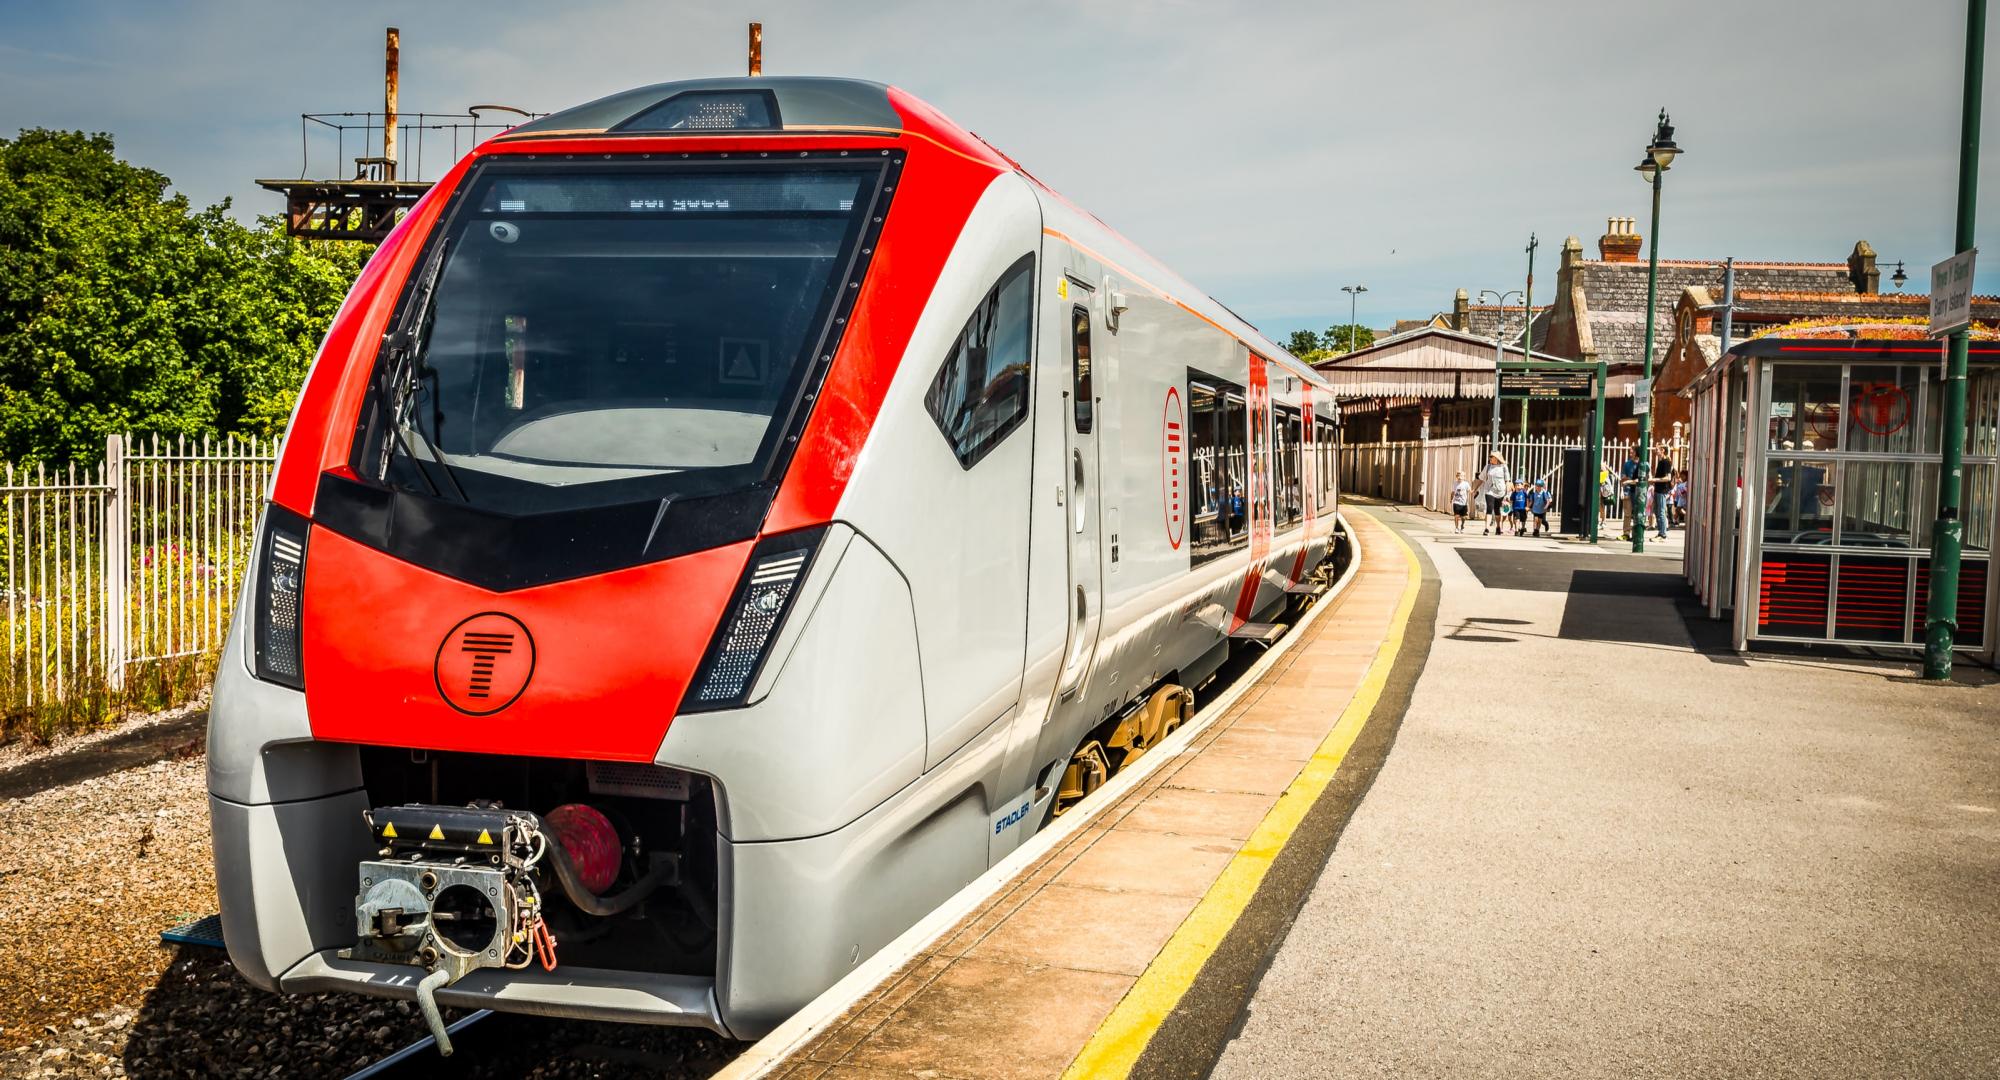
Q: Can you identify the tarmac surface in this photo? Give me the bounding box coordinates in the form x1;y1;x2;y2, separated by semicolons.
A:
1213;507;2000;1079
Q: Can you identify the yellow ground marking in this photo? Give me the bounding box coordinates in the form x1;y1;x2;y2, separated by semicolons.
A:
1061;510;1421;1080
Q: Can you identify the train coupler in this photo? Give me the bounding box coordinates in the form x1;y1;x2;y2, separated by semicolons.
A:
342;803;550;1054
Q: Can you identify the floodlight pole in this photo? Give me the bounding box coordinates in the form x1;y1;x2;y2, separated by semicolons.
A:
1924;0;1985;681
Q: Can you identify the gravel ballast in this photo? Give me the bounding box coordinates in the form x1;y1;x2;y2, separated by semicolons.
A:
0;742;744;1078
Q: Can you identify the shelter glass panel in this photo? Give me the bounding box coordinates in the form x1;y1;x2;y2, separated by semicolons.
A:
1761;458;1835;545
1766;366;1842;454
1838;460;1920;550
1843;365;1925;455
1967;369;2000;459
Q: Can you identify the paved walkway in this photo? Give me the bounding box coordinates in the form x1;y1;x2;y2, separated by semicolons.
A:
1215;505;2000;1079
727;510;1420;1080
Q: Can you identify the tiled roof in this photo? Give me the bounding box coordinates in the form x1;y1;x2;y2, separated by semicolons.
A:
1580;261;1855;364
1463;304;1552;350
1730;290;2000;321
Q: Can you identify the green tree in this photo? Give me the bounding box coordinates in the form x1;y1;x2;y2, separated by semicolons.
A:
1322;324;1375;354
1285;329;1323;356
0;129;369;463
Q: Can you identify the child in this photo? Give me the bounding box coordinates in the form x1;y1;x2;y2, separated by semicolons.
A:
1450;471;1472;533
1508;481;1529;536
1529;481;1552;537
1672;471;1690;527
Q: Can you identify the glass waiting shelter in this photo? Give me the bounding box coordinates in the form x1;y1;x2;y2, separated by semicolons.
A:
1682;337;2000;656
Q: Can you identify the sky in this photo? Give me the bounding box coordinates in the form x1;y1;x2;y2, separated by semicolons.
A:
3;0;1999;339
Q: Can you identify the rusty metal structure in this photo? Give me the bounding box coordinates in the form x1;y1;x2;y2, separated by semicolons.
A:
749;21;763;75
257;28;535;243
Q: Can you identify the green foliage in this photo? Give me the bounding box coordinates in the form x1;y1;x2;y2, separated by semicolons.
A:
0;129;370;463
1285;329;1323;356
1322;323;1375;353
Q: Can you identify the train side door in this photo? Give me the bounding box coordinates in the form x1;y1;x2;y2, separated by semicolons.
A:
1055;283;1104;700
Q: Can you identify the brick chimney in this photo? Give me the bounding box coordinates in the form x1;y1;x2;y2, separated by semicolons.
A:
1598;216;1642;263
1848;240;1879;294
1451;288;1469;331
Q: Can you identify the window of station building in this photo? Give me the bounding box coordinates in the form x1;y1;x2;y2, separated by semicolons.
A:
925;255;1035;468
1188;371;1249;564
1275;405;1302;528
1070;306;1094;433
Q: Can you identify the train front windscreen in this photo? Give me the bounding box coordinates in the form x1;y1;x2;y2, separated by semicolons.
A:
353;160;883;517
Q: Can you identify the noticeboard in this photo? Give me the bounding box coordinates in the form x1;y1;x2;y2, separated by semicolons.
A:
1498;369;1595;399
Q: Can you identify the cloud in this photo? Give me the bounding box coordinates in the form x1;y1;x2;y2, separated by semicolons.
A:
0;0;1994;330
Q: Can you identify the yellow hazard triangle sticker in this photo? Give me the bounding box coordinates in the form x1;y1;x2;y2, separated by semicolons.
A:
429;824;446;841
381;822;397;839
476;829;494;845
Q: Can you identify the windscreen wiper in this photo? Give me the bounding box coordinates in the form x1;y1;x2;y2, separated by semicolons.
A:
375;238;450;481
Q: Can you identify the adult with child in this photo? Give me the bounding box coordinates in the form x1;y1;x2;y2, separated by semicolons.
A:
1480;452;1511;536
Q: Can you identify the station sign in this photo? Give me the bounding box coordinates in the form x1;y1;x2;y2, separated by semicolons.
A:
1930;249;1977;337
1499;369;1595;399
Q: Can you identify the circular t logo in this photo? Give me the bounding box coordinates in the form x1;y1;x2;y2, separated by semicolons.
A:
434;612;535;715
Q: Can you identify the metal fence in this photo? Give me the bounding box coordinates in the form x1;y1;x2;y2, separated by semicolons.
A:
1;434;276;722
1339;433;1689;529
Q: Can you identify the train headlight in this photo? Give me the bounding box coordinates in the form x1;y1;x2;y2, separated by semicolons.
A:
685;528;823;710
250;503;311;689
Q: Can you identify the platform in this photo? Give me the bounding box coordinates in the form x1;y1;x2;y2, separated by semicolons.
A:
717;507;1426;1080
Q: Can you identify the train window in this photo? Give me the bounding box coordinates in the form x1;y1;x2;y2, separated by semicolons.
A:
1275;405;1302;528
1070;306;1093;433
924;255;1037;468
351;158;887;516
1189;370;1249;565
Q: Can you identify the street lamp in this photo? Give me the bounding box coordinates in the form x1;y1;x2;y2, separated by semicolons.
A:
1340;284;1368;352
1890;260;1909;289
1479;289;1525;452
1630;108;1682;554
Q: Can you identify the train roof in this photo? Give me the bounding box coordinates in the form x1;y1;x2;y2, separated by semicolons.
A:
502;76;903;137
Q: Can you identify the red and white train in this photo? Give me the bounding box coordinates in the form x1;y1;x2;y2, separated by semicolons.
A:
209;76;1341;1045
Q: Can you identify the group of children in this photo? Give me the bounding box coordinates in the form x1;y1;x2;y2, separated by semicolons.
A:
1451;472;1552;536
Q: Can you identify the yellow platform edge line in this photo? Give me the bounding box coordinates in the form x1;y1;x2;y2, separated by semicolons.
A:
1061;509;1422;1080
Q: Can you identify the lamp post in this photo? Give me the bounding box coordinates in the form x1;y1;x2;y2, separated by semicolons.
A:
1480;289;1525;452
1631;109;1682;554
1340;284;1368;352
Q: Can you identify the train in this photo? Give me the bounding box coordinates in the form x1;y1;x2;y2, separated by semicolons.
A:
208;76;1343;1047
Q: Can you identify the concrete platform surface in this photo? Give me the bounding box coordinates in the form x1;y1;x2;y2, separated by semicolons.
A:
1215;506;2000;1079
740;510;1421;1080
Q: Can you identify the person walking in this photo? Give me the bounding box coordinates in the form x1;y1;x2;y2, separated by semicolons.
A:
1619;450;1646;541
1529;481;1552;537
1652;451;1674;540
1450;471;1472;533
1671;470;1690;527
1480;452;1511;536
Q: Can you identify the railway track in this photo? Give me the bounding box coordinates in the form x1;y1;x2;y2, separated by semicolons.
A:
342;1010;743;1079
